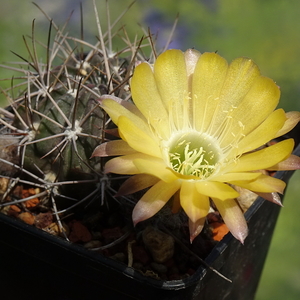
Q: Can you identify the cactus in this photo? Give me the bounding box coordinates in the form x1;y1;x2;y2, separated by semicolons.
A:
0;2;155;233
0;2;213;284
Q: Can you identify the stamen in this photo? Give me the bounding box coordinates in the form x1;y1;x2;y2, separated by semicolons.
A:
168;91;191;132
166;131;221;179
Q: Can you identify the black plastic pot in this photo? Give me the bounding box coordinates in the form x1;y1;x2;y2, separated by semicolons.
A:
1;140;300;300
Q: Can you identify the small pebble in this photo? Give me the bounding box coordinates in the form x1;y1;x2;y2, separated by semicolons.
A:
18;212;35;225
142;226;174;263
68;220;92;243
34;212;53;229
150;262;168;274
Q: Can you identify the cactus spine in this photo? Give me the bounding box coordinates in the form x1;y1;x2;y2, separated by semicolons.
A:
0;2;156;234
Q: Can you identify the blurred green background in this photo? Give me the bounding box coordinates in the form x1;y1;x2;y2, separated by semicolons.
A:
1;0;300;298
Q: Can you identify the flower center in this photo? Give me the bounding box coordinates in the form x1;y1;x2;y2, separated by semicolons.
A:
168;132;220;178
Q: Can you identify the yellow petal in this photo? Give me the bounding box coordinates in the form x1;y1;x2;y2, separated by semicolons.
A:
192;52;228;132
132;180;181;225
227;139;294;173
91;140;136;157
154;49;189;128
275;111;300;138
228;76;280;132
230;174;286;194
131;62;170;139
101;98;152;136
99;95;144;118
209;57;261;136
104;153;153;174
133;158;178;183
212;172;261;182
118;115;162;158
212;197;248;243
195;181;239;200
180;180;210;223
235;109;287;156
116;174;160;196
218;76;280;148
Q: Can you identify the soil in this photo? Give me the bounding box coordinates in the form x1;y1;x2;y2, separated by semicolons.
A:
0;179;228;281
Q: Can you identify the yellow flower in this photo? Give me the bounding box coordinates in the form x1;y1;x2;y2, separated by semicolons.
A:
93;49;300;243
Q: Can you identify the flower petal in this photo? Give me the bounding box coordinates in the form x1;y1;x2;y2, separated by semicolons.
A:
227;76;280;131
255;192;282;206
235;109;287;156
132;180;181;225
180;180;210;224
228;139;294;173
212;197;248;243
219;76;280;148
118;115;162;158
154;49;189;128
275;111;300;138
189;218;206;243
133;158;178;183
105;153;153;174
192;52;228;132
195;181;239;200
212;172;261;183
184;49;201;78
116;174;160;196
184;49;201;91
101;98;151;136
230;174;286;194
131;62;170;139
209;58;261;136
268;154;300;171
98;95;144;118
104;128;120;138
91;140;136;157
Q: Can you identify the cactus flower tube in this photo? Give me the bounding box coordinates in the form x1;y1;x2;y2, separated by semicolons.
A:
93;49;300;243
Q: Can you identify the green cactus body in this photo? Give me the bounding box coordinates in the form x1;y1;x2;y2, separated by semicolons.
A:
0;2;150;228
11;64;106;207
